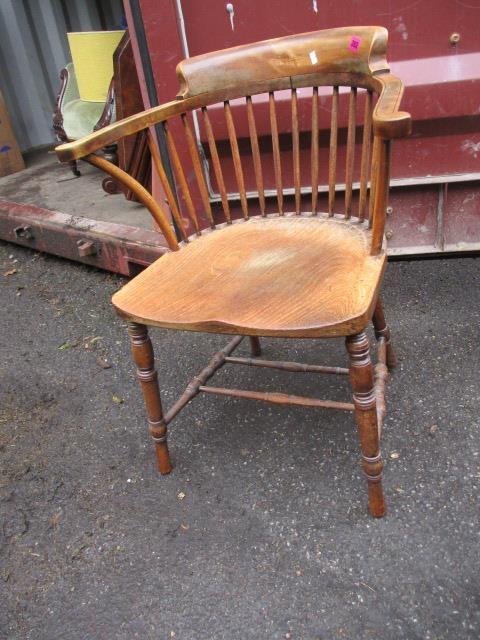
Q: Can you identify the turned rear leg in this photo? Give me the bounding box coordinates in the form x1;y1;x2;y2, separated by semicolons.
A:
372;297;396;369
346;332;385;517
127;322;172;474
249;336;262;357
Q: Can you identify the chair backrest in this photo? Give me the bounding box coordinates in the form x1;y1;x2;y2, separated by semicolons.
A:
56;26;411;256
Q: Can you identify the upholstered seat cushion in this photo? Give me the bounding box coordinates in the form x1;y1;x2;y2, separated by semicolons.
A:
61;99;105;141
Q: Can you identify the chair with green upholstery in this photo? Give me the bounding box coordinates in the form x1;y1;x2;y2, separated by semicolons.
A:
53;61;115;178
53;31;125;180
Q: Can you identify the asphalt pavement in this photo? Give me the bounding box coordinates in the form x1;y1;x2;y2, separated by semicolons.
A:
1;241;479;639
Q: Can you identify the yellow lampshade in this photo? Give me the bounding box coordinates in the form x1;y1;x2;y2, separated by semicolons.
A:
67;30;125;102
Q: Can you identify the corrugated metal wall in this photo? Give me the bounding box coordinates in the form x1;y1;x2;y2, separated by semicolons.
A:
0;0;124;152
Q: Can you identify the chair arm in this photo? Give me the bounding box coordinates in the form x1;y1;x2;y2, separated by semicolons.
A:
59;63;80;106
53;63;80;141
372;73;411;139
55;99;181;163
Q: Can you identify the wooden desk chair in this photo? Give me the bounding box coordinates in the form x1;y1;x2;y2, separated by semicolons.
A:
56;27;411;517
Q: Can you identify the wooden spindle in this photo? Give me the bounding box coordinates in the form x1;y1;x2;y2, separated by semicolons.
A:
370;137;391;255
202;107;231;223
269;92;283;214
328;86;339;216
246;97;265;216
199;386;354;411
225;356;349;375
374;339;388;437
311;87;319;214
181;113;215;229
358;90;373;221
146;131;188;243
372;297;397;369
291;89;301;215
368;136;380;227
163;121;201;236
344;87;357;218
224;101;249;220
161;335;244;426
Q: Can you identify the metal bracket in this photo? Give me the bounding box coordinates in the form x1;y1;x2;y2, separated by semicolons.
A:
14;225;33;240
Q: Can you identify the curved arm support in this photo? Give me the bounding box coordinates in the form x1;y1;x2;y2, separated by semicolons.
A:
84;154;179;251
372;73;411;139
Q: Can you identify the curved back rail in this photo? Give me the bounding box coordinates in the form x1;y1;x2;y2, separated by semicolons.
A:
56;26;411;255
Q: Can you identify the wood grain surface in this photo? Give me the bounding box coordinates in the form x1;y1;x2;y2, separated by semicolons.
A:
175;26;389;99
113;215;386;338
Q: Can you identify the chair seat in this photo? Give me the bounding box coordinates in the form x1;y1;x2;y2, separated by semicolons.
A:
112;216;386;338
62;99;106;140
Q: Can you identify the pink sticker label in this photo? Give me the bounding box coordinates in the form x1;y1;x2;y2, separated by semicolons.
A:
349;36;361;52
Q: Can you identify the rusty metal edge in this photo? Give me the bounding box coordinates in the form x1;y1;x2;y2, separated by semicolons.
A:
1;197;478;274
388;243;480;257
0;198;169;277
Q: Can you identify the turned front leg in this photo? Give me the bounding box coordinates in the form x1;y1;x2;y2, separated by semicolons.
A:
372;297;396;369
346;332;385;517
127;322;172;474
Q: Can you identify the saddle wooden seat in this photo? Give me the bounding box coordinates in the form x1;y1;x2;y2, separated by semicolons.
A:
56;26;411;517
113;215;386;338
